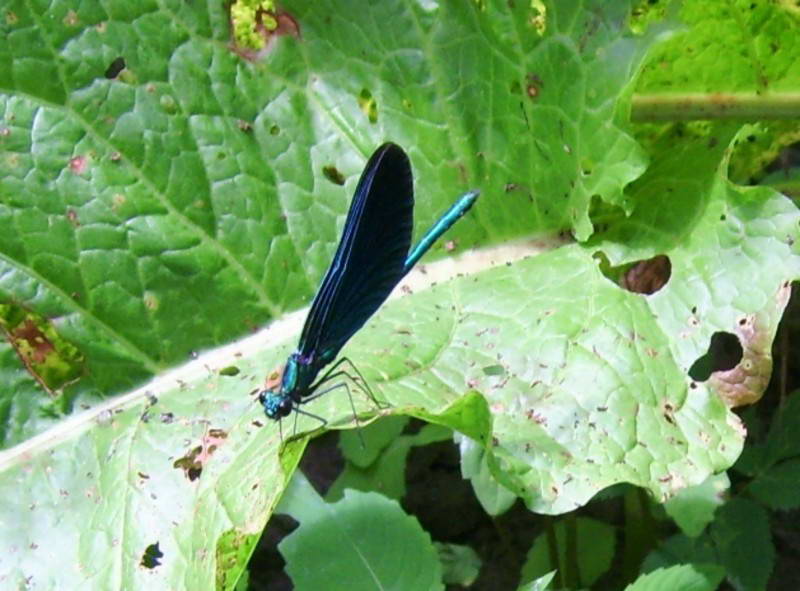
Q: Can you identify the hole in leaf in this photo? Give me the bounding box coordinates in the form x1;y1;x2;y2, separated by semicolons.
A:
104;56;125;79
322;165;346;186
172;429;229;481
173;446;203;481
620;255;672;294
140;542;164;569
688;331;743;381
594;252;671;294
358;88;378;124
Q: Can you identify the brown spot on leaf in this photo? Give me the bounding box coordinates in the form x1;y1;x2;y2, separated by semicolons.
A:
230;8;300;61
12;319;55;365
264;365;283;390
63;10;79;26
526;73;543;99
706;283;792;407
709;314;771;407
69;156;87;174
1;308;84;395
662;401;676;425
66;209;80;227
525;409;547;425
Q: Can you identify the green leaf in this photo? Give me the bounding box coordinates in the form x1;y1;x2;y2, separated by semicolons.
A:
408;390;492;445
637;0;800;93
624;564;725;591
710;498;775;591
435;542;482;587
279;486;443;591
458;433;517;516
763;391;800;465
0;0;660;445
642;533;720;573
328;422;452;502
1;1;799;588
338;415;409;469
520;517;616;588
216;529;260;591
664;473;729;537
275;468;326;520
747;459;800;510
517;570;556;591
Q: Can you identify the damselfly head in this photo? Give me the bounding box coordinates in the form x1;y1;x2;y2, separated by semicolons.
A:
259;390;293;420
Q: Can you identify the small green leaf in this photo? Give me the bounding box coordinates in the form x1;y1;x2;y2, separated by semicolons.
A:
458;434;517;516
710;498;775;591
747;459;800;510
339;415;409;469
280;488;443;591
642;533;720;573
764;391;800;465
517;570;556;591
276;470;327;521
664;473;729;537
624;564;725;591
435;542;482;587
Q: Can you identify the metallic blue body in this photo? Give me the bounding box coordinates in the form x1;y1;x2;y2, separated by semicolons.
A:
259;144;479;421
403;190;479;273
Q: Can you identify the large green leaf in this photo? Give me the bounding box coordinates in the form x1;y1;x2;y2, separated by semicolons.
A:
0;0;657;444
1;0;798;589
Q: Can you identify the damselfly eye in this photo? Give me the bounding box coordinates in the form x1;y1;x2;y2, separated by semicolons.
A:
277;398;293;418
261;391;294;420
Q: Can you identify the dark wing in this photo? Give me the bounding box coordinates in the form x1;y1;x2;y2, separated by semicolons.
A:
297;143;414;362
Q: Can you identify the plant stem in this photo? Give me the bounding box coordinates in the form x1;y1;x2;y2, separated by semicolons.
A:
631;92;800;121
